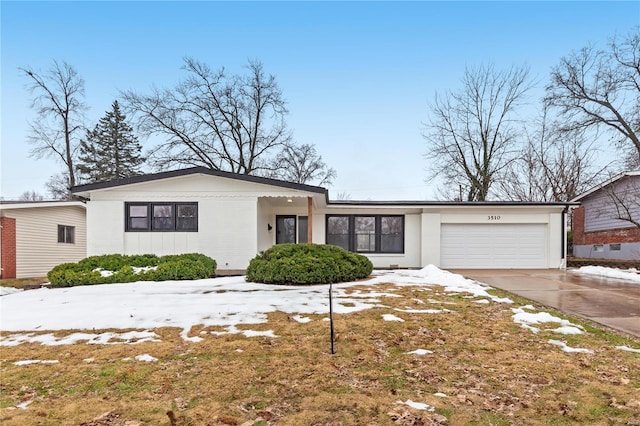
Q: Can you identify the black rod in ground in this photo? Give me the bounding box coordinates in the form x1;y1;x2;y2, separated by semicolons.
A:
329;282;335;354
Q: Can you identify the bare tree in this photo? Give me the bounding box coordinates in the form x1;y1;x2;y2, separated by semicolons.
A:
45;173;72;200
20;60;86;191
273;143;336;186
424;63;533;201
122;59;291;175
498;108;606;201
545;29;640;165
18;190;44;201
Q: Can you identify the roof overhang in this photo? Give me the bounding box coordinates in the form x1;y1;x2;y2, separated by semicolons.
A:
0;200;86;210
571;171;640;202
71;167;329;201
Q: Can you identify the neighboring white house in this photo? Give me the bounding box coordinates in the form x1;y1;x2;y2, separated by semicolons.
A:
0;201;87;278
71;167;570;272
571;171;640;260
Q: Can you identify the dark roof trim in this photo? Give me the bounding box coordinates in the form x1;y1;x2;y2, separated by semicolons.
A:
71;167;329;196
327;200;579;207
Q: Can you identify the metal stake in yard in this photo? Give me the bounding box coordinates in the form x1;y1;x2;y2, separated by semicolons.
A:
329;282;335;354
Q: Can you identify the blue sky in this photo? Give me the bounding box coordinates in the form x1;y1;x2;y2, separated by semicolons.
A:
2;1;639;200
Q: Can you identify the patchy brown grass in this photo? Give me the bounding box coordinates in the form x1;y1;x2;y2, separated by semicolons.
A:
0;277;48;289
1;283;639;425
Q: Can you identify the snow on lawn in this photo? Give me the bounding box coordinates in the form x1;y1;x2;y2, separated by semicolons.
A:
2;265;634;357
571;266;640;283
0;266;505;346
0;287;22;296
511;306;585;336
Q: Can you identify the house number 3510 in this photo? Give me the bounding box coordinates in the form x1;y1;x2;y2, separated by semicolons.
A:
487;215;501;220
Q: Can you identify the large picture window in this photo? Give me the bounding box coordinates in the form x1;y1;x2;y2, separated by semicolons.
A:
125;202;198;232
325;215;404;253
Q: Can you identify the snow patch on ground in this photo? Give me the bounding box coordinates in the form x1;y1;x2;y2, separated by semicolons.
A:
291;315;311;323
13;359;59;365
548;339;594;354
616;345;640;354
0;287;22;296
396;399;435;411
0;330;160;347
406;349;433;355
134;354;158;362
209;325;277;338
512;307;584;334
382;314;404;322
394;308;452;314
572;266;640;283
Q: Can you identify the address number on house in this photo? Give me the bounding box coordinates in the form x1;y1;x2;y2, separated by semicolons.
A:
487;215;501;221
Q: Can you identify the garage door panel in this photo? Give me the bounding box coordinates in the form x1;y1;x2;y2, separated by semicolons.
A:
441;223;547;269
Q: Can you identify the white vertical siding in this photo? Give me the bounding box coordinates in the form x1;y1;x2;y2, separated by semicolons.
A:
4;206;86;278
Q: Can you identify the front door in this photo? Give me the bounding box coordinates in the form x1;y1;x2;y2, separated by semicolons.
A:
276;215;296;244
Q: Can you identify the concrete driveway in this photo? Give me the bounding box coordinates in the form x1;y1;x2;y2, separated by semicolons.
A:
449;269;640;338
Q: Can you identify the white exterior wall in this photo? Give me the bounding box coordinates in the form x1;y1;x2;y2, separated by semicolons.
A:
3;205;86;278
79;171;567;272
421;212;441;266
318;207;422;269
84;174;319;271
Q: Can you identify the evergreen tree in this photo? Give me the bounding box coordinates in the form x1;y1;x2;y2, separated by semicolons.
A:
77;100;145;182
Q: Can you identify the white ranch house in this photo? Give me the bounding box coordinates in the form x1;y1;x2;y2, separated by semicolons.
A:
72;167;570;273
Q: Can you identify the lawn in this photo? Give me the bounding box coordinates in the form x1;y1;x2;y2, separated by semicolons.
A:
1;267;639;425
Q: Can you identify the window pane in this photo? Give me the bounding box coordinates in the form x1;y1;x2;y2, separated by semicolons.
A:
327;216;349;250
58;225;65;243
355;216;375;252
381;216;403;253
129;205;148;217
327;216;349;234
127;204;149;230
176;203;198;231
153;205;174;230
131;217;149;229
65;226;75;243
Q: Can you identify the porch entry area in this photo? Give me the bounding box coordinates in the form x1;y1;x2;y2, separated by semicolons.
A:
276;215;308;244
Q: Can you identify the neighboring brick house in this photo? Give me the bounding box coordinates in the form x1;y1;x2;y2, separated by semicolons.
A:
0;201;87;278
571;171;640;260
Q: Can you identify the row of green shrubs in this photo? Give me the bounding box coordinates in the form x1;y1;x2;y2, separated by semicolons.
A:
48;253;217;287
48;244;373;287
246;243;373;284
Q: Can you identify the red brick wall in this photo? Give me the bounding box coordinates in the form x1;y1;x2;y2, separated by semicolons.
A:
573;206;640;245
1;217;17;279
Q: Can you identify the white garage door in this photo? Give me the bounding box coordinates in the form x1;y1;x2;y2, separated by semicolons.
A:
441;223;547;269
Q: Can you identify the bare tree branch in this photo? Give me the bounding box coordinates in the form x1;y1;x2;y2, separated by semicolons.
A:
497;108;608;202
122;59;292;175
424;63;533;201
20;60;87;191
545;29;640;165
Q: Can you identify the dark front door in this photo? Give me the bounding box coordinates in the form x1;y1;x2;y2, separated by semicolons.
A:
276;215;296;244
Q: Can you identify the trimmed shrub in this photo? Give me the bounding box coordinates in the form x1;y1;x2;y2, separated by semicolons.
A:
246;243;373;285
48;253;216;287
